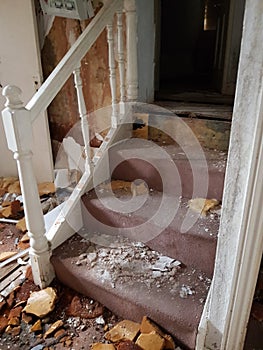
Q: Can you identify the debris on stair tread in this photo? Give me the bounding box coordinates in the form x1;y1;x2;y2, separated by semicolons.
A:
188;198;220;216
72;233;211;298
97;180;148;197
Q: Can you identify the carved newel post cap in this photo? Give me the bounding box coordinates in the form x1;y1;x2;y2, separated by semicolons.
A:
2;85;23;108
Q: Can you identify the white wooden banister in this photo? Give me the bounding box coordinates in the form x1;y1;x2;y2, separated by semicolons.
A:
1;0;139;288
124;0;138;101
26;0;123;122
107;21;118;128
117;11;126;114
1;86;55;288
73;63;91;173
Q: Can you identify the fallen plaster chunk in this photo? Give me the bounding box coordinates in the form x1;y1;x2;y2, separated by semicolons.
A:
63;136;85;173
44;319;63;338
20;232;29;243
54;168;71;189
105;320;141;342
91;344;116;350
23;287;57;318
16;217;27;232
188;198;220;216
179;285;195;298
131;180;148;196
30;319;42;332
95;315;105;325
140;316;175;350
135;332;165;350
37;182;56;196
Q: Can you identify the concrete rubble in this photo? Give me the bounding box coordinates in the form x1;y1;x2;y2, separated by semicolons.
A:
23;287;57;318
93;316;182;350
188;198;220;217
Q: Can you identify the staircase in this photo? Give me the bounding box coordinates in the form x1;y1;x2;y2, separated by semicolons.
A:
50;104;228;349
1;0;231;348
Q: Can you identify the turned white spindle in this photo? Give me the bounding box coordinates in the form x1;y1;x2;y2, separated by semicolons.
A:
124;0;138;101
107;22;118;128
117;11;126;115
73;64;91;173
1;85;55;288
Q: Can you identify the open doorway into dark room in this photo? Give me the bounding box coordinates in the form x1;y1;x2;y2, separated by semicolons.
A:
157;0;235;100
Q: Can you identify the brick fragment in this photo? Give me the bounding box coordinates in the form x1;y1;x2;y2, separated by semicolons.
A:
105;320;140;343
135;332;165;350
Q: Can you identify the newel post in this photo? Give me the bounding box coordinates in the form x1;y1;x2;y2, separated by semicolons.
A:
1;85;55;288
124;0;138;101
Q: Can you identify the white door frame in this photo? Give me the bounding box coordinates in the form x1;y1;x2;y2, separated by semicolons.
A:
221;0;245;95
202;1;263;349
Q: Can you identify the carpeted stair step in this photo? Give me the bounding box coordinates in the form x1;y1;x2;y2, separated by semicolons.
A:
51;233;212;350
108;139;226;200
81;188;219;277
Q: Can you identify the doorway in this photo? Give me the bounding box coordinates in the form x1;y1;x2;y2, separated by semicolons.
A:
156;0;243;102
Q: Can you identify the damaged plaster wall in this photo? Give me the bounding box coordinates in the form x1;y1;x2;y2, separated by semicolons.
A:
40;7;117;159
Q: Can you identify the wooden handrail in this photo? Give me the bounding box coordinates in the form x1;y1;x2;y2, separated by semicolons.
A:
26;0;123;122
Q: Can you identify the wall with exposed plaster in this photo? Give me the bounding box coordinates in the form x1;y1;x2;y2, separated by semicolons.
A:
40;12;115;158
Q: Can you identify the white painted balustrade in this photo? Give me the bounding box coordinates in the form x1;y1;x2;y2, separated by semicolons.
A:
1;86;55;288
107;21;118;128
73;63;91;173
117;11;126;115
124;0;138;101
1;0;138;288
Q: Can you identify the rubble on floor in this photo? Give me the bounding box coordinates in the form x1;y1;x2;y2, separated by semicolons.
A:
0;264;122;350
92;315;183;350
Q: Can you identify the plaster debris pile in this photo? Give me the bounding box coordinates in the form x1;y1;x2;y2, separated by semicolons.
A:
188;198;221;217
92;316;182;350
75;235;182;291
75;233;211;297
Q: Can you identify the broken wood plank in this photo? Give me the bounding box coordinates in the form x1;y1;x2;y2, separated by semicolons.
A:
0;266;27;298
0;265;28;294
0;256;29;281
0;248;29;269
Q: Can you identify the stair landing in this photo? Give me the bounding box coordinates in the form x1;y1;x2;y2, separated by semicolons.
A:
51;233;211;350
